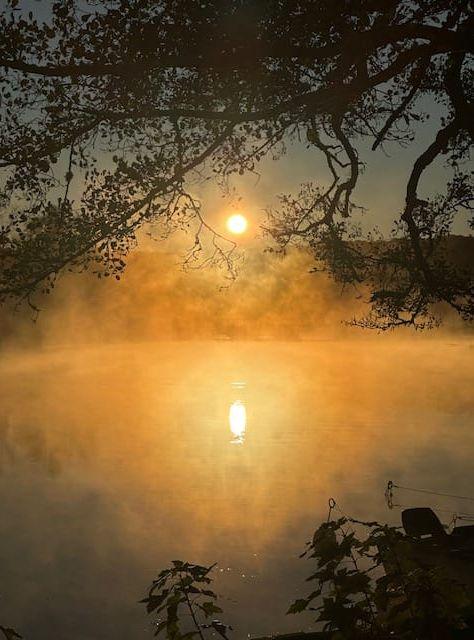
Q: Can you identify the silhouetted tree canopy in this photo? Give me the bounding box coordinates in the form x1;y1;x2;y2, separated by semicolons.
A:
0;0;472;328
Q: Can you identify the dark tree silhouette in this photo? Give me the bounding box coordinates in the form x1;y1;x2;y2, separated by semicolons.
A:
0;0;472;327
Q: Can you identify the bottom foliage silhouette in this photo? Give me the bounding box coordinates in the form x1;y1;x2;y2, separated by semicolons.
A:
2;516;473;640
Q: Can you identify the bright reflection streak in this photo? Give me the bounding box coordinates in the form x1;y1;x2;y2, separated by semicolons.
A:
229;400;246;444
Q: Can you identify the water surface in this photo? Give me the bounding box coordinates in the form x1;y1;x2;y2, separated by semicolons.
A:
1;340;473;638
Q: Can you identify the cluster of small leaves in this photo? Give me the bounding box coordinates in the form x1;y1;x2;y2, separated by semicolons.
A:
0;0;472;328
288;517;472;639
0;626;21;640
141;561;232;640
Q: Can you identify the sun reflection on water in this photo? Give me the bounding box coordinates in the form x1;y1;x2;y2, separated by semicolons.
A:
229;400;246;444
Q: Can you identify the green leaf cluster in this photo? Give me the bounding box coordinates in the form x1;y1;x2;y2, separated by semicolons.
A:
140;560;231;640
288;517;473;639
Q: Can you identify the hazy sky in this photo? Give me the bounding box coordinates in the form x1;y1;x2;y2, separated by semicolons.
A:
189;98;470;246
12;0;473;249
2;1;472;343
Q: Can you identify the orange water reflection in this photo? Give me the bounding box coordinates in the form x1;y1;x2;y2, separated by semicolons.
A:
0;340;473;637
229;400;247;443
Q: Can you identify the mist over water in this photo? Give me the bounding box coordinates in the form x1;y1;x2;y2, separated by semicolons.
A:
1;248;470;350
0;249;473;638
1;337;473;638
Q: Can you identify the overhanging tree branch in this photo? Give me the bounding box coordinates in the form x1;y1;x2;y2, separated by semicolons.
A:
0;0;472;329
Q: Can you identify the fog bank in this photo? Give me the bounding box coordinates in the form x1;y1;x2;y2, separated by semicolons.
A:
0;248;470;349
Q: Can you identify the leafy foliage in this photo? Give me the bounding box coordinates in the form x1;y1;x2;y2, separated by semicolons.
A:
0;627;22;640
140;560;232;640
3;517;474;638
288;517;473;639
0;0;472;327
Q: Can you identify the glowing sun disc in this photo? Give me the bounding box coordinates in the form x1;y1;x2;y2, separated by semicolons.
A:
226;213;248;235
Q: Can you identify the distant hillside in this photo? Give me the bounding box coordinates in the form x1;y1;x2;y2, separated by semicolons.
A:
438;235;474;270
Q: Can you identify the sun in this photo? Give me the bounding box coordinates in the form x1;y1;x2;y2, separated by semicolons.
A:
226;213;248;235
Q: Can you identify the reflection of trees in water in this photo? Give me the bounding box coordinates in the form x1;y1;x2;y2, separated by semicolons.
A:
0;415;87;477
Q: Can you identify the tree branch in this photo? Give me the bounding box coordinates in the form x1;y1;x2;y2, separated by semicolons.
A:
0;23;468;78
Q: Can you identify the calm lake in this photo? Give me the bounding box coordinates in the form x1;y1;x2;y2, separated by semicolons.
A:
1;340;473;638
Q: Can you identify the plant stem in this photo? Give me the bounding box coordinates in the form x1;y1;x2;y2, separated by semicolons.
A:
182;579;206;640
